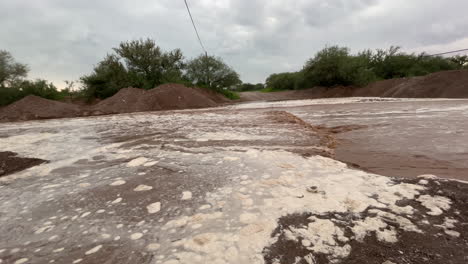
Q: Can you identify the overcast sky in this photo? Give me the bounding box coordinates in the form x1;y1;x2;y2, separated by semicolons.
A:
1;0;468;88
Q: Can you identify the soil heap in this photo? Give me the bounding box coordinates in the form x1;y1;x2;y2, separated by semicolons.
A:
0;95;82;122
92;84;219;115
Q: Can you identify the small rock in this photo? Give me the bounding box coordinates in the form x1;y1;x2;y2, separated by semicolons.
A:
306;186;318;193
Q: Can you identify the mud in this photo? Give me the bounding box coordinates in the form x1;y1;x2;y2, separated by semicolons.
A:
266;110;337;151
0;151;46;177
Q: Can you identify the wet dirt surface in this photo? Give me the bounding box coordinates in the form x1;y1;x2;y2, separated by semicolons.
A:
0;152;46;177
0;98;467;264
263;177;468;264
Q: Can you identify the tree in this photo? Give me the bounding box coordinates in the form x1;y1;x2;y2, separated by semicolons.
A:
265;72;299;90
185;54;241;89
450;55;468;68
81;38;185;99
301;46;358;87
0;50;28;88
114;39;184;88
81;54;132;99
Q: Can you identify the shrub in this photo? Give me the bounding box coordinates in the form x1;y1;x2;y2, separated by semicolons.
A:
236;83;264;91
0;79;63;106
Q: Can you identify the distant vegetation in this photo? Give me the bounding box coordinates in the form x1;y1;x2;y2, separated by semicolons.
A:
1;39;242;106
264;46;468;91
234;83;265;92
0;50;77;106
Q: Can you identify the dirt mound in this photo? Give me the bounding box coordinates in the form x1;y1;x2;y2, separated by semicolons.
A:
92;84;218;115
353;78;409;97
0;84;226;122
88;88;151;115
381;70;468;98
193;86;231;104
0;95;82;122
321;85;356;98
148;83;218;109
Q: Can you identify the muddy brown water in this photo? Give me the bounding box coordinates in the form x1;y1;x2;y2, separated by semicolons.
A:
287;99;468;181
0;98;467;264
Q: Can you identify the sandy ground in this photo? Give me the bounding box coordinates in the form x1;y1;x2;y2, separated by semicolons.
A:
0;98;467;264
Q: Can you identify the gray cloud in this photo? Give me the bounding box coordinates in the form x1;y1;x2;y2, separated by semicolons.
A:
1;0;467;88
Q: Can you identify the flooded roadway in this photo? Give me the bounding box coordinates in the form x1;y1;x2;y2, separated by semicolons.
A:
0;98;467;264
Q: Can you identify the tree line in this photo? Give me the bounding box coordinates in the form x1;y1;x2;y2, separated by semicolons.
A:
0;38;242;106
260;46;468;91
2;41;468;106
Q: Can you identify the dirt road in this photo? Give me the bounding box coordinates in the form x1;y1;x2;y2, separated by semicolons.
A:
0;98;467;264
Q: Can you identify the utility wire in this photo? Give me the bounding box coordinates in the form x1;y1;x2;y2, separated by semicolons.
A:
428;48;468;57
183;0;207;55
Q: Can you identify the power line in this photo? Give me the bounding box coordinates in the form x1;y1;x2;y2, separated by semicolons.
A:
183;0;207;55
428;48;468;57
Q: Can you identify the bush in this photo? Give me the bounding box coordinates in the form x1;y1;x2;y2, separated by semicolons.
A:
236;83;264;91
0;86;23;106
0;79;63;106
218;89;240;100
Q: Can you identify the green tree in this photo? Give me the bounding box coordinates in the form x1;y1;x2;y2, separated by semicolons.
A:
114;39;184;88
302;46;371;87
185;54;241;89
81;38;185;99
81;54;132;99
236;83;264;91
0;50;28;88
265;72;298;91
450;55;468;69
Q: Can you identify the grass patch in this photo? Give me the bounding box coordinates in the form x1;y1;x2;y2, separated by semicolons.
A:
260;87;287;93
219;89;240;100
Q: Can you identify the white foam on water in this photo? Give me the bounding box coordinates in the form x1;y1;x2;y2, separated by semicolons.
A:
130;233;143;240
110;180;126;186
147;202;161;214
85;245;102;255
158;149;438;264
181;191;192;200
417;195;451;215
127;157;149;167
134;185;153;192
189;132;274;142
